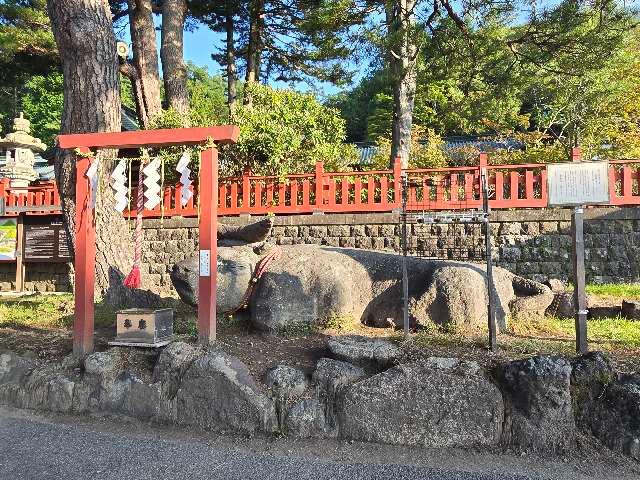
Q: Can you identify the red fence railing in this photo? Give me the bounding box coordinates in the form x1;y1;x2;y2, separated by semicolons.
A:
2;156;640;217
0;178;61;215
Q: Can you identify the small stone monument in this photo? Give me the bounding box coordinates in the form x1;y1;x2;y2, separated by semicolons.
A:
0;113;46;192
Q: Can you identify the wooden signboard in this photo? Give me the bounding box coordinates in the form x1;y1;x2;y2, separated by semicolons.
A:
547;161;610;206
546;156;610;354
23;216;71;263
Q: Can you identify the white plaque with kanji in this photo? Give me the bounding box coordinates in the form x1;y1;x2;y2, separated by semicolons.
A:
547;161;610;206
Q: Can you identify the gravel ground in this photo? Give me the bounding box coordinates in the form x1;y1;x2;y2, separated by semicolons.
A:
0;407;638;480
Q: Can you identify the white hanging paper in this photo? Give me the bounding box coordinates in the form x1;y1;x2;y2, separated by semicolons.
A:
110;159;129;213
176;150;193;206
143;157;162;210
85;157;99;209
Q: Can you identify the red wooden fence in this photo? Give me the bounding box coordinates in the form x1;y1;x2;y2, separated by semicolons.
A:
2;156;640;217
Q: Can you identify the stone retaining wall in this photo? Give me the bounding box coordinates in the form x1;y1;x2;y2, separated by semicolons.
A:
140;207;640;294
0;262;71;292
2;207;638;294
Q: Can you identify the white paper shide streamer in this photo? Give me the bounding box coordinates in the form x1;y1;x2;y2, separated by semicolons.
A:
176;150;193;206
110;159;128;213
85;157;100;209
143;157;162;210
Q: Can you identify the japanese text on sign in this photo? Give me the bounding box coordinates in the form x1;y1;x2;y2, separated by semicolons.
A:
547;161;610;206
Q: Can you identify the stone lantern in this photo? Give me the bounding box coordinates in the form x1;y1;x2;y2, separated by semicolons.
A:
0;113;46;192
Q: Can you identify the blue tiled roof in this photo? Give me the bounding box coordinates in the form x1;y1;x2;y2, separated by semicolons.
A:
354;135;523;165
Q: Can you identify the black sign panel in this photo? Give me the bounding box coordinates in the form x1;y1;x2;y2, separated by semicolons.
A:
24;216;71;263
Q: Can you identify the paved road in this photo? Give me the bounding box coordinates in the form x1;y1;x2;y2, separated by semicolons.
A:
0;409;532;480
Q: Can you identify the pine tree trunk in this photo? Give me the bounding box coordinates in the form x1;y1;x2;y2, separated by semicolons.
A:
47;0;134;304
128;0;162;128
161;0;190;121
244;0;264;106
390;0;417;169
226;0;237;118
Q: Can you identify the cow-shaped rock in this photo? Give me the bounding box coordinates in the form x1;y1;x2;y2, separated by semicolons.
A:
171;220;552;332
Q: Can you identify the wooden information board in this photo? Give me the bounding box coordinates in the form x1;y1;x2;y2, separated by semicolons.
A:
23;216;71;263
547;161;610;206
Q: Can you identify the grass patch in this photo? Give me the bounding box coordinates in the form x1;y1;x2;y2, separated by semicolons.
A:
509;315;640;348
0;294;116;330
566;283;640;299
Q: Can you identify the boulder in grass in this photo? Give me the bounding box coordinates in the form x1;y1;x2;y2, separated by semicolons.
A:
621;300;640;320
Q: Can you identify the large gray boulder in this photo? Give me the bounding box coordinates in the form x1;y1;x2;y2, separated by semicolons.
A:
176;350;278;434
588;373;640;459
327;335;401;370
339;358;503;447
172;240;553;333
499;356;576;453
312;358;367;436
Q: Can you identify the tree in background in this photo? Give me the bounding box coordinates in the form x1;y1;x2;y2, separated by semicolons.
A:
47;0;133;304
122;0;162;128
161;0;189;118
333;0;639;165
0;0;58;131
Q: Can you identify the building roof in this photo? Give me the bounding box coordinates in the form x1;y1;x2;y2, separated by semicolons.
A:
354;135;523;165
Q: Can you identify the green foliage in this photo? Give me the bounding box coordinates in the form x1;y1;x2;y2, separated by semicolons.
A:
368;126;448;169
0;0;58;132
331;0;640;166
222;83;358;176
21;72;63;146
185;63;228;127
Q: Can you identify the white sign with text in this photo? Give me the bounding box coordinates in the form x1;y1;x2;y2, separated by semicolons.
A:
547;161;610;206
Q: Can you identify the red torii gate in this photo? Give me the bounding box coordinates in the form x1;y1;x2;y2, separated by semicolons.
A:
57;126;240;356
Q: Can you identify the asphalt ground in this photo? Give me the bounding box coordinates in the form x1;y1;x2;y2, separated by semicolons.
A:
0;407;637;480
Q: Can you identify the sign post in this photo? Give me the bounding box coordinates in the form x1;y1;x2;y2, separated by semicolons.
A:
547;148;610;354
571;206;588;353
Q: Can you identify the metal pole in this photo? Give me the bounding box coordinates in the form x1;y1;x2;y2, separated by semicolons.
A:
572;206;588;354
481;169;497;352
401;173;409;338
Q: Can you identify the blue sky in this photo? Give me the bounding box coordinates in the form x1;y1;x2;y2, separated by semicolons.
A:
116;18;350;99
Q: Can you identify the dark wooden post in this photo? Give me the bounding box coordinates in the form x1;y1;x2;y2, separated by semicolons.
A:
480;152;497;352
15;214;25;292
198;146;219;345
571;147;588;353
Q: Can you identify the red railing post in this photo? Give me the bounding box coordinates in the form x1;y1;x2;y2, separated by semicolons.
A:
479;152;488;201
314;161;324;208
242;167;252;210
393;155;402;206
571;147;582;162
73;149;96;357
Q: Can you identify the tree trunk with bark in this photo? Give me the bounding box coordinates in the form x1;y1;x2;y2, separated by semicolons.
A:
47;0;134;304
389;0;417;168
128;0;162;128
244;0;264;106
161;0;190;121
226;0;237;118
